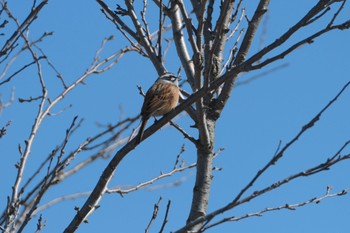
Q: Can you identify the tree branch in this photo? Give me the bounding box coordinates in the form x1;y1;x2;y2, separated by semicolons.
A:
0;0;48;59
244;0;349;68
63;59;246;233
202;187;350;231
173;80;350;232
214;0;270;119
168;2;195;86
248;20;350;70
124;0;166;74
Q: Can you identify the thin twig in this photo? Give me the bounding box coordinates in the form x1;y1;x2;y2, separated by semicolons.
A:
227;7;245;41
221;28;244;75
159;200;171;233
0;120;11;139
0;0;48;59
0;87;15;112
327;0;347;28
230;80;350;207
244;1;350;69
173;80;350;233
169;121;199;146
173;144;185;169
34;192;91;216
107;162;196;195
125;0;165;73
235;63;288;86
202;187;350;231
145;197;162;233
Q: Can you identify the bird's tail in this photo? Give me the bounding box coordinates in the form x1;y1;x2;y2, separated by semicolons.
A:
136;118;148;144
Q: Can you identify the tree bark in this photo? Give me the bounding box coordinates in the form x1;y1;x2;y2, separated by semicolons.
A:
185;119;216;232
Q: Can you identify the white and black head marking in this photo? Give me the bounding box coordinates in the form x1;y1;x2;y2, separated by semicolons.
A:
158;73;178;85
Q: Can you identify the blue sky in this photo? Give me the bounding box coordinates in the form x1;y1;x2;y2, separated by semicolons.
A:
1;1;350;232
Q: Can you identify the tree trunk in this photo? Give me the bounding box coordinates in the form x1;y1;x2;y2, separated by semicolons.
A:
186;119;216;232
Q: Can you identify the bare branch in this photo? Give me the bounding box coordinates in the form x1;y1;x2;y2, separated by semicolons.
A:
0;120;11;139
159;200;171;233
141;0;154;51
176;150;350;233
33;192;91;216
327;0;347;27
106;162;196;195
168;2;195;86
236;145;350;208
245;1;350;69
97;0;166;73
0;56;45;86
205;0;235;86
215;0;270;115
145;197;162;233
248;20;350;70
0;0;48;59
0;20;126;228
18;95;43;103
125;0;165;74
157;0;163;61
220;28;244;76
227;7;246;42
35;154;192;216
34;214;45;233
230;80;350;207
189;0;207;20
202;187;350;231
0;87;14;113
55;51;247;232
176;0;199;54
15;117;80;232
235;63;288;86
173;144;185;169
97;1;138;39
0;31;53;86
174;80;350;232
169;120;199;146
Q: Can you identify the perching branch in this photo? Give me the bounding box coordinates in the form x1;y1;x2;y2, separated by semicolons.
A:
63;53;246;233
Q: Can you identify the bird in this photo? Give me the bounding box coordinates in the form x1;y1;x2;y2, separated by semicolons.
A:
135;73;179;144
